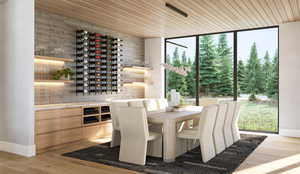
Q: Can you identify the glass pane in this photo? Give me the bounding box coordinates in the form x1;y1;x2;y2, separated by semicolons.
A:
165;37;196;105
237;28;279;132
198;33;234;105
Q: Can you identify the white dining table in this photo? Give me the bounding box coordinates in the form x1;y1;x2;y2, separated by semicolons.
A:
147;106;203;162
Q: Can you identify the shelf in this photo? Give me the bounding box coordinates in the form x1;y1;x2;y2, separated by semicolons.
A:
123;82;146;87
34;80;73;86
101;112;111;115
35;80;73;83
83;114;100;118
83;120;112;127
35;55;74;63
123;66;151;74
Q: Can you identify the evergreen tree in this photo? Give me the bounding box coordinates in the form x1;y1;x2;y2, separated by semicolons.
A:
199;35;219;96
262;51;272;93
166;54;172;92
245;42;263;99
267;49;279;98
185;58;196;97
166;54;171;64
181;51;187;65
216;34;233;96
167;47;187;96
237;60;247;93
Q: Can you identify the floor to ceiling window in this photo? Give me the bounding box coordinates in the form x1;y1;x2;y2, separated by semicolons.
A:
165;27;279;133
237;28;279;132
165;37;196;105
198;33;234;106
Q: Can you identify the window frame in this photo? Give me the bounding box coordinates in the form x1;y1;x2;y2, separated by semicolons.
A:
164;26;279;134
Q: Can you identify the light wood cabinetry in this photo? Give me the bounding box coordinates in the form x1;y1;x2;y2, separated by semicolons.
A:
83;123;112;140
35;104;112;153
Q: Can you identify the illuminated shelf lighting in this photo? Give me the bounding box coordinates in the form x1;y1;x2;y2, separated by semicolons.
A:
123;82;146;87
123;66;150;74
34;80;73;86
34;56;74;65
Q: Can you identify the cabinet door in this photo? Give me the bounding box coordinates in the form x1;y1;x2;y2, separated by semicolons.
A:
36;132;60;149
62;108;82;117
36;119;61;134
60;128;83;144
36;109;62;120
60;116;82;130
83;123;112;140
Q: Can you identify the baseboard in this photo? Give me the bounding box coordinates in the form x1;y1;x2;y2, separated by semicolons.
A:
280;129;300;138
0;141;36;157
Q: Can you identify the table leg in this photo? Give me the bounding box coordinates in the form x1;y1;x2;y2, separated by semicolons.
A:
163;120;176;162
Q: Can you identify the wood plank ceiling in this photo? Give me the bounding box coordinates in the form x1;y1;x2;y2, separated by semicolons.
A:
35;0;300;38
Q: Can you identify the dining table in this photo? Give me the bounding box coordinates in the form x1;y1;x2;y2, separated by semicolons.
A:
147;106;203;162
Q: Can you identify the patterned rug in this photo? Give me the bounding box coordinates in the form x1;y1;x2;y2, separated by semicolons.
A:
63;136;266;174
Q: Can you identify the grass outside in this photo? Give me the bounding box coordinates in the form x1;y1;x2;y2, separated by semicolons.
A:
238;100;278;132
182;97;278;132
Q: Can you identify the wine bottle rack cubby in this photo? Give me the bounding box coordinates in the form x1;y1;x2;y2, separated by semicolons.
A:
75;30;122;95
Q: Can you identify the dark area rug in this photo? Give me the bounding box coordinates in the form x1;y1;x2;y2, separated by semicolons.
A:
63;136;266;174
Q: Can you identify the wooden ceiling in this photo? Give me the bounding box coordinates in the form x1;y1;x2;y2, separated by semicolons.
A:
35;0;300;38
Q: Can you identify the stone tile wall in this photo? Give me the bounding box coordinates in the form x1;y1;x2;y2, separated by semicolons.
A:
35;10;145;105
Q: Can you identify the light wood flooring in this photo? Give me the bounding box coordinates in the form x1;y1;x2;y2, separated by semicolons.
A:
1;135;300;174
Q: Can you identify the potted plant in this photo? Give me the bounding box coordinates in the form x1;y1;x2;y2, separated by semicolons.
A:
52;67;74;80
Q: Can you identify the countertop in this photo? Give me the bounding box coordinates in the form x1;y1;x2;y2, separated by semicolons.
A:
35;102;110;111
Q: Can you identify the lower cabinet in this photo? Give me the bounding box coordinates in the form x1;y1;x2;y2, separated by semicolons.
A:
83;124;112;140
35;106;112;153
36;128;83;150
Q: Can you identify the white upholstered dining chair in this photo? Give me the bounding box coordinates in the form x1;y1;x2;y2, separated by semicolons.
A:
232;102;241;142
118;107;162;165
213;103;228;154
128;100;145;107
110;101;128;147
223;101;236;147
177;105;219;163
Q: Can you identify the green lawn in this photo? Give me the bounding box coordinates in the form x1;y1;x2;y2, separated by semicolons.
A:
238;101;278;132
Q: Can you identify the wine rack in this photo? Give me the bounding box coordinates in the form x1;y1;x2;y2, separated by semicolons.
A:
75;30;122;95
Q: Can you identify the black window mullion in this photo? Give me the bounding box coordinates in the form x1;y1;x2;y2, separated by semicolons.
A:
233;32;238;101
195;36;200;106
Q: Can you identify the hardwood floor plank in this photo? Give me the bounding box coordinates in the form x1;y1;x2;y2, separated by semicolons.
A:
1;136;300;174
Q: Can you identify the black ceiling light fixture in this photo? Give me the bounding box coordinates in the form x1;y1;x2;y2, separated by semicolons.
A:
165;2;188;18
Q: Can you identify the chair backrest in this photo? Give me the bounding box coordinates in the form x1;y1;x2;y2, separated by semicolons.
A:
223;101;236;147
198;104;218;138
118;107;149;141
128;100;145;107
232;102;241;142
144;99;159;112
156;98;168;110
213;103;228;154
110;101;129;130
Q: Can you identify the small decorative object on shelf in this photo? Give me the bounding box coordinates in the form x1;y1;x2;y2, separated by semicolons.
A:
52;67;74;80
76;30;123;95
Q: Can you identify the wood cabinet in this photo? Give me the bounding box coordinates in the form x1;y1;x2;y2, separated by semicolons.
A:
35;105;112;153
83;123;112;140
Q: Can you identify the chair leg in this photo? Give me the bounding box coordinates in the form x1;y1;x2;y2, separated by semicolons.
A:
110;130;121;148
147;136;163;158
232;123;240;142
119;140;148;165
199;137;216;163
